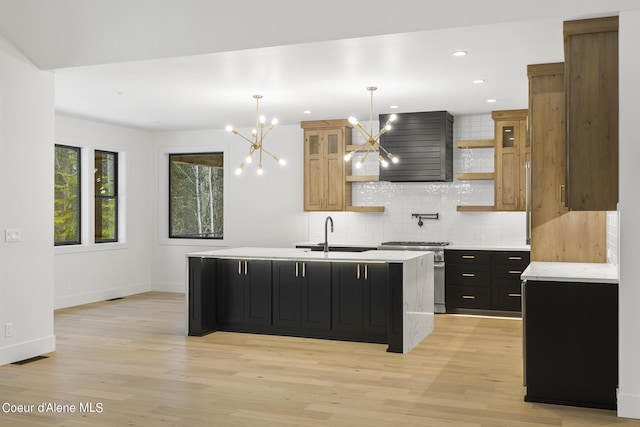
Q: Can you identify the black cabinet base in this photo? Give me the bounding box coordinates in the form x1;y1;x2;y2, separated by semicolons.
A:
524;395;616;411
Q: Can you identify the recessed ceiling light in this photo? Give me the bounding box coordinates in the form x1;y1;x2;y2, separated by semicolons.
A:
303;110;311;114
473;79;485;84
390;105;399;109
487;99;497;103
452;51;467;57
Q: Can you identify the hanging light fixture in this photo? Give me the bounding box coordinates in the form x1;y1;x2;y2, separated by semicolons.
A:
344;87;399;169
226;94;286;176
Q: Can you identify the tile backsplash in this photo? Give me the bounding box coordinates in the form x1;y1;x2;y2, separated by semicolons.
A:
307;113;528;247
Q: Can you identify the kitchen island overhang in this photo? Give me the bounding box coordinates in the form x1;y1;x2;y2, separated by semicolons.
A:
186;247;434;354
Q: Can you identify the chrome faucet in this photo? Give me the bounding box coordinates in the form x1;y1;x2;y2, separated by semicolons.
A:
323;216;334;252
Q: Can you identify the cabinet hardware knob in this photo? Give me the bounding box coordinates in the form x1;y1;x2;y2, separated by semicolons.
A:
462;255;475;259
462;273;476;277
357;264;360;280
303;263;306;278
244;261;248;275
508;293;521;297
365;264;368;280
508;270;522;274
295;262;299;277
462;295;476;299
508;256;522;260
238;260;242;275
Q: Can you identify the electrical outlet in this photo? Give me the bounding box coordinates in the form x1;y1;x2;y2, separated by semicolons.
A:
5;323;13;337
5;229;21;242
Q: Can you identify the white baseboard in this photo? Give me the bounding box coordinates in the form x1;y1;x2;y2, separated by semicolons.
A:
152;282;185;293
618;391;640;419
0;335;56;366
54;282;152;310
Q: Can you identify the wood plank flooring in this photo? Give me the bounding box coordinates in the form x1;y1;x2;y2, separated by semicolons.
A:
1;291;638;426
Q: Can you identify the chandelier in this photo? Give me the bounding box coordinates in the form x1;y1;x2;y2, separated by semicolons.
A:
343;87;399;169
226;95;286;176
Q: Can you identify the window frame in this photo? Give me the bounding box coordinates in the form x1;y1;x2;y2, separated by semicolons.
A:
94;149;119;244
54;144;82;246
168;151;224;240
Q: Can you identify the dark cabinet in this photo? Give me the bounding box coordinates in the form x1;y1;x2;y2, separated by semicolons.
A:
524;280;618;409
272;261;331;333
332;262;388;342
445;249;530;313
218;259;272;329
379;111;453;182
188;257;218;336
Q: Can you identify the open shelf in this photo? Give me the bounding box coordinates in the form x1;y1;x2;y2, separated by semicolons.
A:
346;206;385;213
456;172;495;180
456;139;495;149
456;205;496;212
346;175;379;182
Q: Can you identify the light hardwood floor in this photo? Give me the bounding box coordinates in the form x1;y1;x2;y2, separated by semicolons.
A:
1;292;637;426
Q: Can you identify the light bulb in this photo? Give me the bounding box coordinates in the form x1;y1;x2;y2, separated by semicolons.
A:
245;156;252;163
225;125;233;132
392;156;399;164
252;129;257;136
271;118;278;126
235;168;242;175
348;117;358;125
279;158;286;166
379;156;389;168
344;153;352;161
355;161;363;169
259;115;266;124
389;114;397;122
385;124;392;131
257;165;264;175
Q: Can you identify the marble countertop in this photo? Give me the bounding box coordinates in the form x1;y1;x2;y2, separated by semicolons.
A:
521;261;618;284
188;247;432;263
294;241;379;248
447;244;530;251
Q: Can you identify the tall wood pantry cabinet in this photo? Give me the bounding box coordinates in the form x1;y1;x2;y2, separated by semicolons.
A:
493;109;529;211
564;16;618;211
527;62;606;262
301;120;352;211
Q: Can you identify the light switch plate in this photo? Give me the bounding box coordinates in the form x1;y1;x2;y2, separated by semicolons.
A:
5;229;21;242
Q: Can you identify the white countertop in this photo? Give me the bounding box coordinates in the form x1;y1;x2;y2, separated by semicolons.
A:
189;247;432;263
447;244;530;251
521;261;618;284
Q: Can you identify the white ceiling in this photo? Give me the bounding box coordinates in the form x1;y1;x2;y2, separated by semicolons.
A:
0;0;637;131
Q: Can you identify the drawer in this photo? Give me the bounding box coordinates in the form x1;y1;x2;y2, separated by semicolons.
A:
446;286;491;310
492;280;522;311
446;264;491;287
492;251;530;266
445;250;491;264
492;264;526;279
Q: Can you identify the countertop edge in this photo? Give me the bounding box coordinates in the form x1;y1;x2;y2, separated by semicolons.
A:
521;261;619;284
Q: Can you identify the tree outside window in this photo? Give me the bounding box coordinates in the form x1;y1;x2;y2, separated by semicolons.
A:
95;150;118;243
54;145;81;245
169;153;223;239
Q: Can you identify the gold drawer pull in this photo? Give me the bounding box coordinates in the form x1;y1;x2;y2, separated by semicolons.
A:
462;295;476;299
508;293;521;297
508;270;522;274
462;255;475;259
508;256;522;260
462;273;476;277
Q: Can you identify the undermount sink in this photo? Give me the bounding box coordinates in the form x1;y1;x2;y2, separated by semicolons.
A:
308;244;372;253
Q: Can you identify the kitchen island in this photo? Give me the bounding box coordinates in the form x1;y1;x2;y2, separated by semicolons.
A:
186;247;434;354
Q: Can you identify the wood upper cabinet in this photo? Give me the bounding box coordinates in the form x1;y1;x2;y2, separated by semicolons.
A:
301;120;352;211
528;62;606;262
493;109;529;211
564;17;618;211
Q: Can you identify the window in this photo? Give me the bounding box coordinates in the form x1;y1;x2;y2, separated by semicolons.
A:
94;150;118;243
169;152;224;239
54;145;81;245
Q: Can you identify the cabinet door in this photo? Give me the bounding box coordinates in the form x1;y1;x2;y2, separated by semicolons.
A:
494;111;528;211
219;259;246;326
364;263;388;337
324;128;345;211
301;262;331;331
245;260;272;326
332;263;364;332
304;130;324;211
272;261;301;329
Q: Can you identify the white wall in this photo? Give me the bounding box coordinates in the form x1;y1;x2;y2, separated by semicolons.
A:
0;35;55;364
151;125;308;291
617;9;640;420
54;115;154;309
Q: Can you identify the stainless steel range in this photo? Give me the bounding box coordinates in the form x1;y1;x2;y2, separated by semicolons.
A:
378;241;450;313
